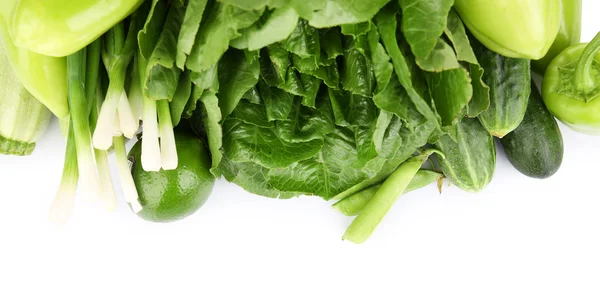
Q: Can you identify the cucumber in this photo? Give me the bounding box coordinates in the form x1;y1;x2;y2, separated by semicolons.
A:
435;118;496;192
473;39;531;138
500;82;564;179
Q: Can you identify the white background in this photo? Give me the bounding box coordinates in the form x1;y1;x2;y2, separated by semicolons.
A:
2;3;600;281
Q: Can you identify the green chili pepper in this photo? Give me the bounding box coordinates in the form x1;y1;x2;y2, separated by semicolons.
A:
4;0;143;57
542;32;600;135
454;0;561;60
533;0;582;74
0;14;69;118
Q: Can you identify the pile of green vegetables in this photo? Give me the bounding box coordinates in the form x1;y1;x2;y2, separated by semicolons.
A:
1;0;595;243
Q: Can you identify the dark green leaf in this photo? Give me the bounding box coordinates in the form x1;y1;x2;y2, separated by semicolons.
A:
145;4;186;100
259;82;295;121
138;0;169;60
230;6;300;50
425;67;472;126
186;3;263;72
341;21;371;36
170;71;192;125
415;38;460;72
222;119;323;169
399;0;454;59
176;0;209;69
217;49;260;119
198;90;223;169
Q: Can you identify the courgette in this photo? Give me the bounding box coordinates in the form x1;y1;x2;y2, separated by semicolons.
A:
435;118;496;192
500;82;564;179
473;38;531;138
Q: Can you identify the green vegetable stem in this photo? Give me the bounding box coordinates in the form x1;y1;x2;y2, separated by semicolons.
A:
342;150;444;244
93;21;140;150
533;0;582;74
67;47;103;201
333;170;443;217
542;32;600;135
454;0;561;59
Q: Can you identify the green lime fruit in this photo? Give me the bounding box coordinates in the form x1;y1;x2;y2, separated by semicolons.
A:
129;131;215;223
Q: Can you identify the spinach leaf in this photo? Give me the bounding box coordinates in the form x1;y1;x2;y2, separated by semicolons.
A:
222;119;323;169
306;0;390;28
176;0;209;69
186;3;262;72
170;71;192;125
216;49;260;119
198;91;224;170
425;67;472;126
399;0;454;60
231;6;300;51
145;4;186;100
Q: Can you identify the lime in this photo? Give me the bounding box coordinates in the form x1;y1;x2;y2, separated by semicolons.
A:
129;131;215;223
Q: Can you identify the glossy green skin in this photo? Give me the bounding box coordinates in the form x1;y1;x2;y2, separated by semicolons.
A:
130;132;215;223
332;170;443;216
474;40;531;138
5;0;143;57
435;118;496;192
542;43;600;135
0;17;68;118
533;0;582;74
501;83;564;179
455;0;560;60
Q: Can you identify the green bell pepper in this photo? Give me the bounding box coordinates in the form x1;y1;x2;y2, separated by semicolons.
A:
533;0;582;74
542;32;600;135
0;16;69;118
454;0;561;60
4;0;143;57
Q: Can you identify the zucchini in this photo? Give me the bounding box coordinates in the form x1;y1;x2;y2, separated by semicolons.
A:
435;118;495;192
473;39;531;138
500;82;564;179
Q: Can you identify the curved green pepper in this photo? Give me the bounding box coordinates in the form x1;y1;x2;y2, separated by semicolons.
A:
454;0;561;60
0;16;68;118
5;0;143;57
533;0;582;74
542;32;600;135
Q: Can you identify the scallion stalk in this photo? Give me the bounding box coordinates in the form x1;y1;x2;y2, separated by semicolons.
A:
157;100;178;170
67;49;102;201
114;136;142;213
48;123;78;224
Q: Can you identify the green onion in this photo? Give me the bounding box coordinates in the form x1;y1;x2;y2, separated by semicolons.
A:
67;48;102;201
157;99;178;170
48;123;78;224
114;136;142;213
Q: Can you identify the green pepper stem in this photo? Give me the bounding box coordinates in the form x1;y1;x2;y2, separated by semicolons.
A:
574;32;600;93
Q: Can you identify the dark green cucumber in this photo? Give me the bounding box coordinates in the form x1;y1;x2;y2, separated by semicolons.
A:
473;39;531;138
500;82;564;179
435;118;495;192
